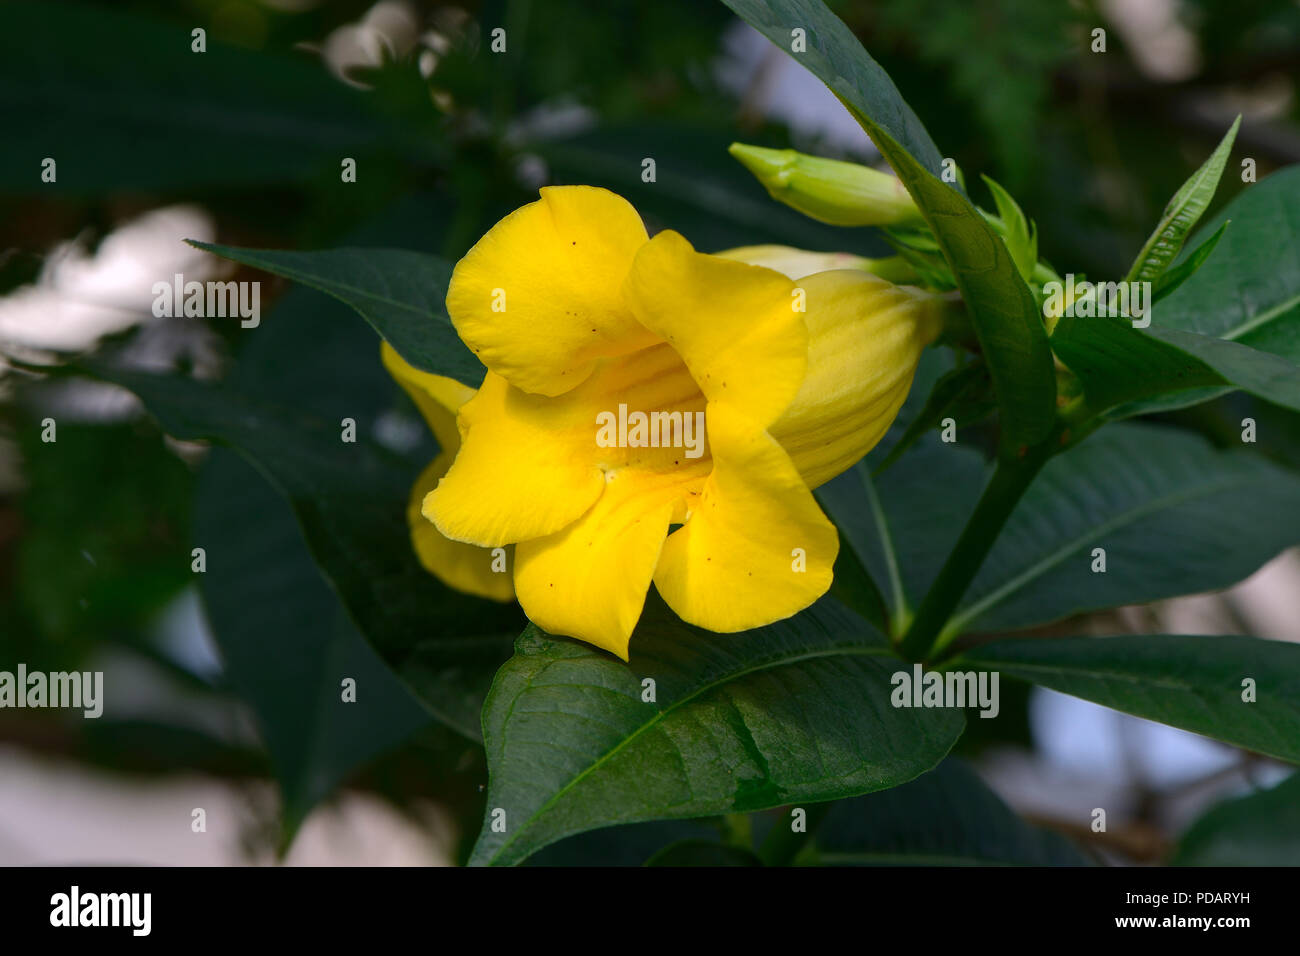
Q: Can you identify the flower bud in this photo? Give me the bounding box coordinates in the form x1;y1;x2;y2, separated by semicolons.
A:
729;143;925;228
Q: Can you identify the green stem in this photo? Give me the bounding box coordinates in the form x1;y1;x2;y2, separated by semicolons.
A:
897;448;1050;662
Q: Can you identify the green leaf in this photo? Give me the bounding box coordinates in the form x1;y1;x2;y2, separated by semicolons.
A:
188;242;485;388
960;635;1300;763
1123;117;1240;285
0;1;433;194
812;759;1088;865
196;449;430;835
1173;773;1300;866
1052;315;1300;419
1051;313;1229;414
75;362;523;740
470;596;963;865
823;422;1300;641
949;422;1300;635
981;175;1037;284
725;0;1056;452
1143;325;1300;412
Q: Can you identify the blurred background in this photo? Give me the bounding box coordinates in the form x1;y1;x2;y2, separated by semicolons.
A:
1;0;1299;865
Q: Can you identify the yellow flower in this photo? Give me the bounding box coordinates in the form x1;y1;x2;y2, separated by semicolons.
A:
385;186;942;659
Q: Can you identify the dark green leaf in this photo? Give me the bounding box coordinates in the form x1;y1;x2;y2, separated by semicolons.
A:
0;1;433;194
76;362;523;740
951;422;1300;635
961;635;1300;763
188;242;485;388
1173;772;1300;866
470;596;963;865
812;759;1088;865
1050;312;1229;414
196;450;430;833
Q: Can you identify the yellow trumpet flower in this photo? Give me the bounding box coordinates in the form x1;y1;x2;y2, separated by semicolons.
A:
383;186;943;659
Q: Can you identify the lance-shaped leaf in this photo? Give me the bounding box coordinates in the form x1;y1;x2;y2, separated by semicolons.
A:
196;449;431;835
1123;116;1239;285
469;596;963;866
960;634;1300;764
188;242;485;388
722;0;1057;452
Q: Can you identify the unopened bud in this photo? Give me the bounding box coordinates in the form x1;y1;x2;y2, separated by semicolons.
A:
729;143;924;228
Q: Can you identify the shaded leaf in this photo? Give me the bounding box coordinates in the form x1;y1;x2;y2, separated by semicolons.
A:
188;242;484;388
812;759;1088;865
470;596;963;865
1173;773;1300;866
961;634;1300;763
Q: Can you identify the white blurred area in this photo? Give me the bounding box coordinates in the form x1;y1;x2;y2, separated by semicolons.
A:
0;205;217;356
0;748;452;866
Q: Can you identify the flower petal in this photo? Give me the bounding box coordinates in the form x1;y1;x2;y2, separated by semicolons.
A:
653;403;838;633
425;370;607;547
446;186;658;397
768;270;942;488
514;467;702;660
381;343;513;600
622;230;806;429
427;338;709;547
409;458;516;601
714;244;873;279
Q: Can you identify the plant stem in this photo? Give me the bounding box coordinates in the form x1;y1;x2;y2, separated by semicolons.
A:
897;448;1050;662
